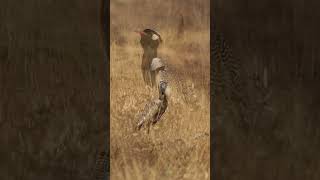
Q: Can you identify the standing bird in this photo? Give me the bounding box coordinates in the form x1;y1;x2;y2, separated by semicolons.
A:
136;81;169;133
135;29;162;87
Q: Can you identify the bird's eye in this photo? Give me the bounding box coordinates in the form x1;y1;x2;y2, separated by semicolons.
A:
152;34;159;41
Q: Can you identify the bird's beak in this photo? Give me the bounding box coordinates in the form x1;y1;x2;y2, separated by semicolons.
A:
134;30;147;36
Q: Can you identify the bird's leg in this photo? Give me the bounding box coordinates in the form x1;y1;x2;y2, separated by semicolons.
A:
144;70;148;84
147;121;151;134
142;69;147;83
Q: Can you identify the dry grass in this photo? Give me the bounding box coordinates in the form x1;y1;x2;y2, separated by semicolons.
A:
110;0;210;179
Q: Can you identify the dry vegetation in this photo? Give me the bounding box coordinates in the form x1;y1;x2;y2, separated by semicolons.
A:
110;0;210;179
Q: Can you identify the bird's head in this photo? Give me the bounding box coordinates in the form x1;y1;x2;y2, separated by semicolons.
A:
135;29;162;49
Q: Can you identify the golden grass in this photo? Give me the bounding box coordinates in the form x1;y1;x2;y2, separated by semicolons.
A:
110;0;210;179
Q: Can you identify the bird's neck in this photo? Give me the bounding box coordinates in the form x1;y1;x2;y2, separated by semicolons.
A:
159;93;168;104
143;47;157;59
163;96;168;105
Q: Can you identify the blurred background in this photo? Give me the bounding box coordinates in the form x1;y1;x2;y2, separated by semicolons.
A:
1;1;107;179
213;0;320;179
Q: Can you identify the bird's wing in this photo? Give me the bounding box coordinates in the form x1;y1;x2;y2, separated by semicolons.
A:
159;67;184;101
154;101;167;123
143;100;161;119
137;99;162;129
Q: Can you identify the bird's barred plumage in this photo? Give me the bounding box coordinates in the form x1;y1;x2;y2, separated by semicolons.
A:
136;97;167;133
153;68;169;90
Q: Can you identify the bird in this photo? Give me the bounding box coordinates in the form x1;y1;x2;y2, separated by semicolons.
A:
136;81;168;133
150;57;169;90
135;29;162;87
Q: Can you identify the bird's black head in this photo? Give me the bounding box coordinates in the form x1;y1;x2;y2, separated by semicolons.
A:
135;29;162;49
